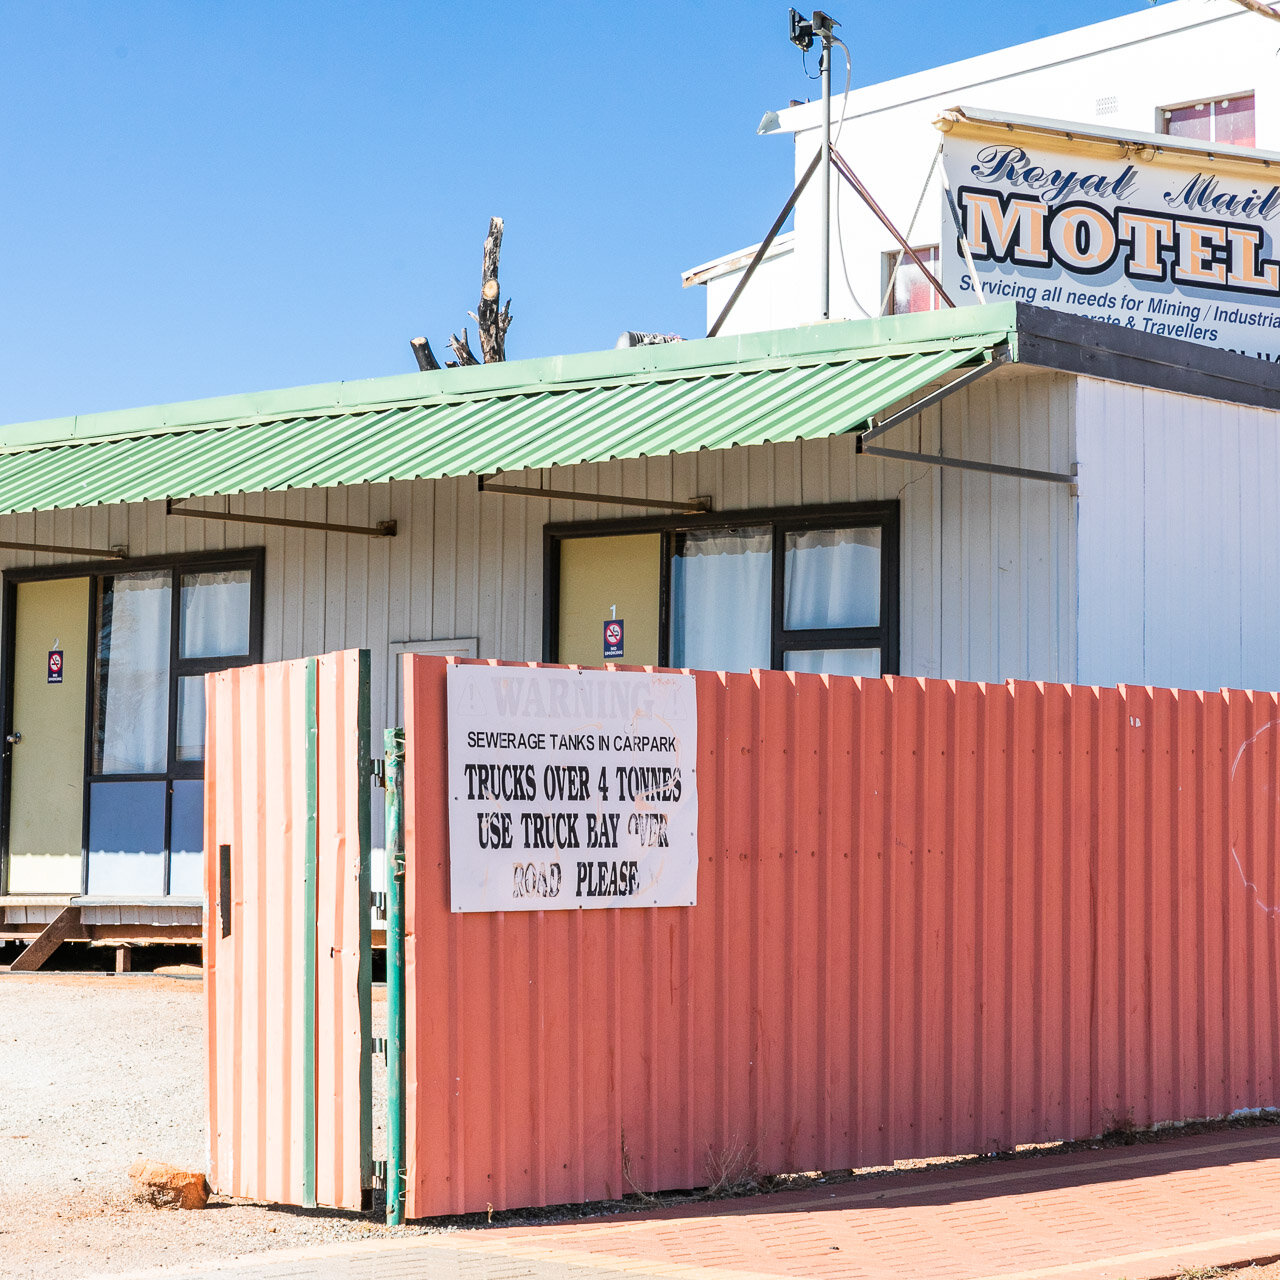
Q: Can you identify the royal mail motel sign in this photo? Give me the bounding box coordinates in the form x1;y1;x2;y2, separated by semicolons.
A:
937;108;1280;363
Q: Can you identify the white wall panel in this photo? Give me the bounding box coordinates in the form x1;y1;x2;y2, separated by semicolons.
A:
1076;379;1280;691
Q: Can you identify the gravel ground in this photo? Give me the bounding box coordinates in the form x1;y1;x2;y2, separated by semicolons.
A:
5;971;1280;1280
0;972;442;1280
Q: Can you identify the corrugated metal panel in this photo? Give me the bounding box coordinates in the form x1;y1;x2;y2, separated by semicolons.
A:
0;343;996;516
1076;376;1280;692
205;650;370;1211
403;656;1280;1217
205;659;311;1206
314;649;373;1211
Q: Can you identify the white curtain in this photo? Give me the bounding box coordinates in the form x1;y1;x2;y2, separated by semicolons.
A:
670;529;771;671
180;570;250;658
784;528;881;630
96;572;171;774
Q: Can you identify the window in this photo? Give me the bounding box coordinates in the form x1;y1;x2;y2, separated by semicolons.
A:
87;554;261;895
669;528;772;671
1162;93;1255;147
549;505;898;677
885;246;942;315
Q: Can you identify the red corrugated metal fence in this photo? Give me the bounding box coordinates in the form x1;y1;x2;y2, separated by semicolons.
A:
404;659;1280;1217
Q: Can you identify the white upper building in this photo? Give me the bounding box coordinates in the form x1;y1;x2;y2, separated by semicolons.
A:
684;0;1280;333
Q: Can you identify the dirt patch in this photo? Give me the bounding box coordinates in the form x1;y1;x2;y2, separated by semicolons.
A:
1164;1264;1280;1279
0;972;439;1280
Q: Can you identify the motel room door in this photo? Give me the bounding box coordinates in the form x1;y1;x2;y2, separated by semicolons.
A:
556;533;661;667
4;577;91;894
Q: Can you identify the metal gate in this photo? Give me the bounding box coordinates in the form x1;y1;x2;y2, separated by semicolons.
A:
204;649;373;1210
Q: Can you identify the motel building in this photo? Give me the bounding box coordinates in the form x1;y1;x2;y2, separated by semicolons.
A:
685;0;1280;337
4;0;1280;964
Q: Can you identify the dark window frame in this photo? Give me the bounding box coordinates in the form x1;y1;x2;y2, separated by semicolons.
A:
0;547;264;896
543;501;899;674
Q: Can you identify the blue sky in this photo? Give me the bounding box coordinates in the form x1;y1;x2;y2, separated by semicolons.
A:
0;1;1154;423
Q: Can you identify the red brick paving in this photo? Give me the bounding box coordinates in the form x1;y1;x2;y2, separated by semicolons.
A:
437;1126;1280;1279
104;1126;1280;1279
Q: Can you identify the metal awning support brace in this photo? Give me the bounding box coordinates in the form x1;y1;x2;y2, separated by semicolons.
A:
478;476;710;514
856;344;1074;484
861;347;1011;444
166;499;397;537
0;538;125;559
859;442;1076;486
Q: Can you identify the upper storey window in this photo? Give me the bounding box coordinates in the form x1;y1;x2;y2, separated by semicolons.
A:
1162;93;1255;147
885;246;942;315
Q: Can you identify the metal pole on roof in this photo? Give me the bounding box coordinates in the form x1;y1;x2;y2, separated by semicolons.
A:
820;30;831;319
784;10;839;320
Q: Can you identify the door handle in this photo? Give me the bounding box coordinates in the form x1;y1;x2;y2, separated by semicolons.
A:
5;731;20;744
219;844;232;938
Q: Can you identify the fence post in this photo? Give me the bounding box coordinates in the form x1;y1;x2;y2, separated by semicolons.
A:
384;726;407;1225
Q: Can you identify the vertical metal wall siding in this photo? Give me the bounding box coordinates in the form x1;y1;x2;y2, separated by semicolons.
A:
205;660;311;1206
205;650;370;1212
1075;377;1280;692
313;650;374;1211
404;657;1280;1218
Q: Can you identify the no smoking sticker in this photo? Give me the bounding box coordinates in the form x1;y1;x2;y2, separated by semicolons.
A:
603;619;624;660
47;650;63;684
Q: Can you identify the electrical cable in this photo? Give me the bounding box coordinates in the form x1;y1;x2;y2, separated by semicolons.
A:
827;36;873;318
829;36;853;148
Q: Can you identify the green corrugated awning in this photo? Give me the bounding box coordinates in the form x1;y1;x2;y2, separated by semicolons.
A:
0;309;1019;516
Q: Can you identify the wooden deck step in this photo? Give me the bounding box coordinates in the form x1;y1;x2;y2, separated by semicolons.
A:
9;906;83;972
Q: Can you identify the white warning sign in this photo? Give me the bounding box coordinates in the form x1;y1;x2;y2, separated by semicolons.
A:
446;664;699;912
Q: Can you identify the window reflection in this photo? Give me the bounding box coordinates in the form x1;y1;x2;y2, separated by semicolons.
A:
176;676;206;763
168;780;205;897
1163;94;1255;147
86;780;166;896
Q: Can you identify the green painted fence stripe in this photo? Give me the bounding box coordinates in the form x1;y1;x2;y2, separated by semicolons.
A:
302;657;318;1209
384;724;407;1225
356;650;374;1196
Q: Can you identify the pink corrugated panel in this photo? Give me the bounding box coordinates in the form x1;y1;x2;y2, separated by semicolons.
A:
205;650;371;1212
404;657;1280;1218
205;660;311;1206
314;650;373;1211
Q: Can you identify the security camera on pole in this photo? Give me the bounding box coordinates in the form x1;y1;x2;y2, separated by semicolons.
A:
720;10;943;337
